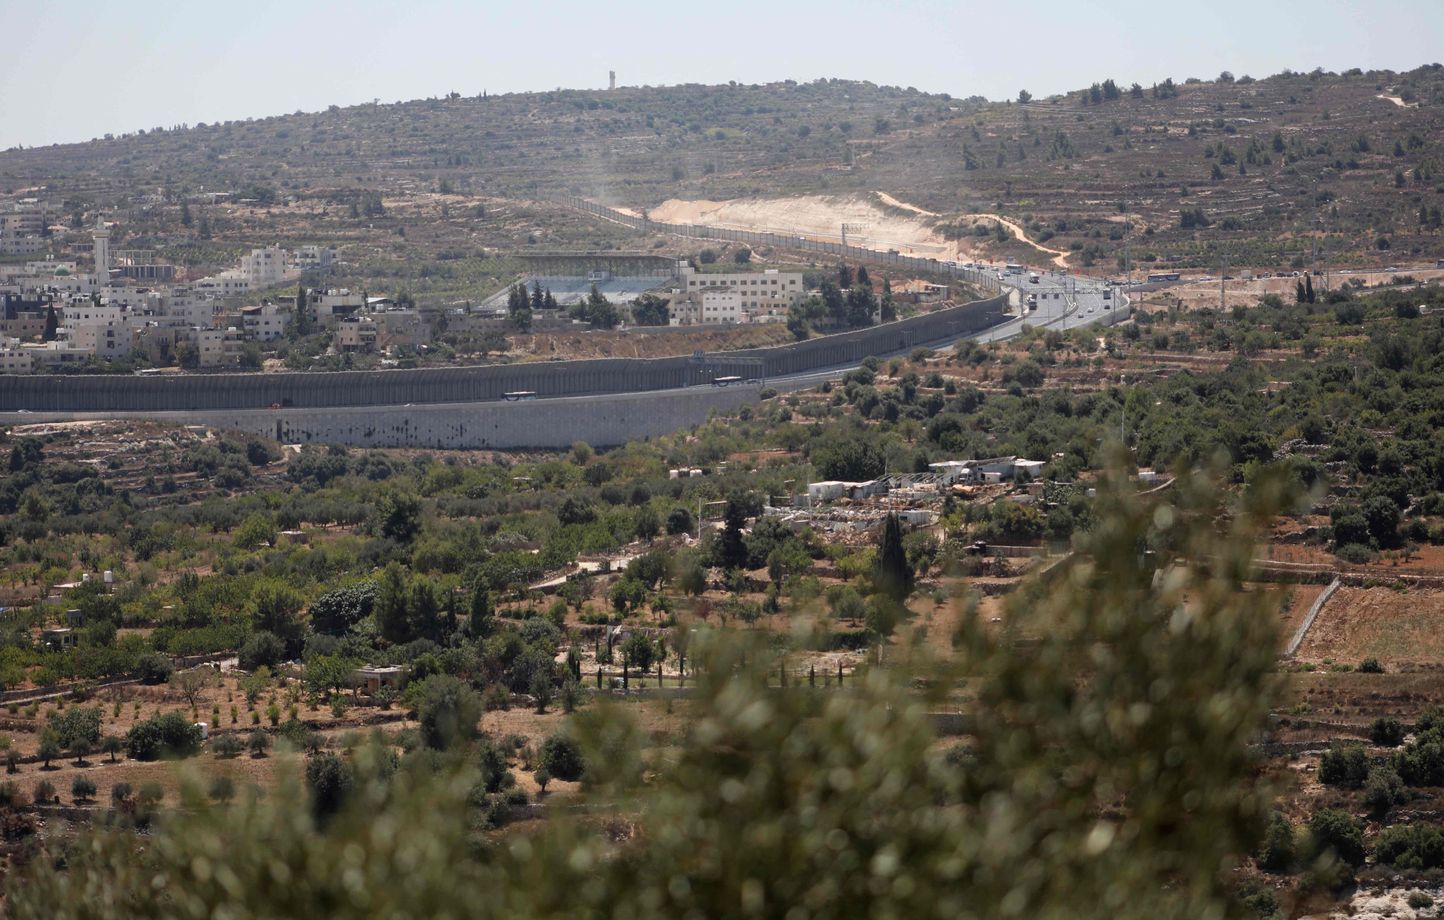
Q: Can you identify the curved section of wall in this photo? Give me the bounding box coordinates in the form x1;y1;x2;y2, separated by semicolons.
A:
11;386;760;450
0;294;1007;412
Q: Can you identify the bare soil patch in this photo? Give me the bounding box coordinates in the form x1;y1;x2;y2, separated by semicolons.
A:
1296;585;1444;663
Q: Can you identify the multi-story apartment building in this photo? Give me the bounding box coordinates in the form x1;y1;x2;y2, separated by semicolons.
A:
242;246;290;289
307;288;365;325
335;315;378;353
670;289;744;326
193;271;252;299
240;301;292;341
0;338;34;374
293;245;338;272
675;263;804;312
195;328;247;367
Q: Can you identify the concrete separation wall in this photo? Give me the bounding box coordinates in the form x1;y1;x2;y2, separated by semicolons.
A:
29;385;761;450
0;295;1008;412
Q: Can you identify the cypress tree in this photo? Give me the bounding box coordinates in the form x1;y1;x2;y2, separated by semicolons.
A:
716;501;749;571
294;284;312;336
468;585;493;638
875;513;914;601
410;580;440;643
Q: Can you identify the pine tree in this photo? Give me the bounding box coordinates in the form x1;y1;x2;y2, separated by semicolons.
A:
880;279;896;323
857;265;870;287
1295;281;1306;304
376;564;411;645
838;264;854;288
180;201;192;226
531;281;544;311
544;289;557;310
875;513;913;601
508;283;532;331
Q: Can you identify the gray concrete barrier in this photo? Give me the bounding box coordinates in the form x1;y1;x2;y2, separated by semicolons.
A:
0;295;1007;412
20;385;761;450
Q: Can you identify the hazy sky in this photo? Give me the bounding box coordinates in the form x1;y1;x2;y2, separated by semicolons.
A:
2;0;1440;150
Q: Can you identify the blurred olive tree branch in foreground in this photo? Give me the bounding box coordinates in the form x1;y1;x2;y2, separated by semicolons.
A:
10;460;1292;920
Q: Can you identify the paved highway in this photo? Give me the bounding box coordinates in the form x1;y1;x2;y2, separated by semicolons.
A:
766;265;1127;392
971;265;1127;343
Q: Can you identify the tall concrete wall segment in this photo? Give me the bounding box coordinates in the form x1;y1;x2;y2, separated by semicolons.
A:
19;386;761;450
0;295;1007;412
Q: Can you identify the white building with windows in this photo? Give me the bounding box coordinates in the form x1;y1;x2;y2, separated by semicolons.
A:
242;246;291;289
195;327;247;367
676;263;804;312
0;338;34;374
193;271;252;299
240;301;292;341
294;245;337;272
68;320;131;359
307;288;365;325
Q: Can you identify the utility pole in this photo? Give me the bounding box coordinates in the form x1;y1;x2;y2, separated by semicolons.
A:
1219;253;1227;313
1120;374;1128;445
1123;203;1132;288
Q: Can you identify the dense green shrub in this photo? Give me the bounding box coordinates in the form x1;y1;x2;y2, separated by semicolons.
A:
1370;717;1404;746
1308;809;1365;867
1318;743;1369;788
538;733;584;782
1374;823;1444;870
1256;813;1295;873
1363;765;1405;818
126;713;202;761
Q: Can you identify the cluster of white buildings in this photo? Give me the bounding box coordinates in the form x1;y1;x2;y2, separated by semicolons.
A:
666;262;805;326
0;214;349;373
190;243;334;299
928;456;1047;485
800;458;1048;512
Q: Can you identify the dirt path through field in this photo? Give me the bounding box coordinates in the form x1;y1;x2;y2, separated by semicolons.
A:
959;212;1072;267
873;191;938;218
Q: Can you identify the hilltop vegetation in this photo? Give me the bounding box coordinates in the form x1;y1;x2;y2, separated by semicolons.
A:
6;66;1444;274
